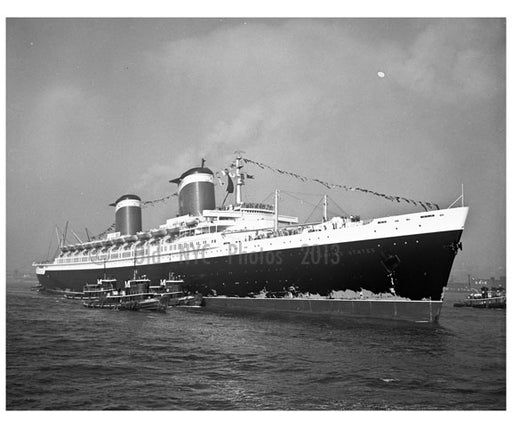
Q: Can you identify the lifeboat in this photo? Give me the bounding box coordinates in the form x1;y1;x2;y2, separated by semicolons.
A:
113;236;126;245
166;226;180;235
124;235;137;242
136;231;151;241
150;228;167;238
186;219;198;227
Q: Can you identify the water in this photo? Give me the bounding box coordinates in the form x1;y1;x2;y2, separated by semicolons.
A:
6;281;506;410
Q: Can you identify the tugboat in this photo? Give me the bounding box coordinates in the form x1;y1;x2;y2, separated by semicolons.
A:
150;273;203;307
453;286;506;309
82;278;118;306
117;272;168;312
82;272;168;312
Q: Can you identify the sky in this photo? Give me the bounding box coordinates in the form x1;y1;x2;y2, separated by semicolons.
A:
6;18;506;280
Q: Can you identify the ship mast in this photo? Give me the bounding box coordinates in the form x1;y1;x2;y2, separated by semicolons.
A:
55;221;69;249
234;153;244;205
62;221;69;247
55;227;61;249
71;229;83;244
323;195;328;222
274;189;279;231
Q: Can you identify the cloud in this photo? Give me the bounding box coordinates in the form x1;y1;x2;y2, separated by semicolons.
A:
135;163;177;193
382;19;504;102
144;20;504;150
135;18;505;200
21;84;108;183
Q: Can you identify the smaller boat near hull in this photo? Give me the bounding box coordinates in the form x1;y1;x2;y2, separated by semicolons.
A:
63;291;85;300
453;297;506;309
83;293;169;312
117;297;168;312
173;294;203;307
153;273;204;307
83;300;120;309
453;286;506;309
82;273;169;312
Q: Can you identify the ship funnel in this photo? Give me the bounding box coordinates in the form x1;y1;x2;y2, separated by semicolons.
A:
110;194;142;236
170;166;215;216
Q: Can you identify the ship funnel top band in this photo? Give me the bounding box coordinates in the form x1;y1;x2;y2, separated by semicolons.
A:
110;194;141;206
178;173;214;192
169;167;214;184
113;198;142;212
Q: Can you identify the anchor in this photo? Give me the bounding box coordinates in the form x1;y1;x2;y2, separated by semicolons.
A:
380;253;401;295
445;241;463;255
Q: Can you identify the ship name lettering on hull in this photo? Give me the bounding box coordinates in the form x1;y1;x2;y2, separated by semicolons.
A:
301;245;376;265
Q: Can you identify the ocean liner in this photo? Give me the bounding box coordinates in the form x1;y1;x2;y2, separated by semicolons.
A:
34;155;468;322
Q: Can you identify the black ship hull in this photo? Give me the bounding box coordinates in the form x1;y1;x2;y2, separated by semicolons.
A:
37;229;462;301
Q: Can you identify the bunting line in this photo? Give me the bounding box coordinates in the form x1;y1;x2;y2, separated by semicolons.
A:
90;223;116;241
141;193;178;208
242;158;440;211
89;193;178;241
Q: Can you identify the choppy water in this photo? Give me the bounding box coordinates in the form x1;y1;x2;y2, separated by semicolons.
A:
6;281;506;410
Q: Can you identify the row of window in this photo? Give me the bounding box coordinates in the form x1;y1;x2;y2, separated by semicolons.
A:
55;214;441;265
56;238;220;263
